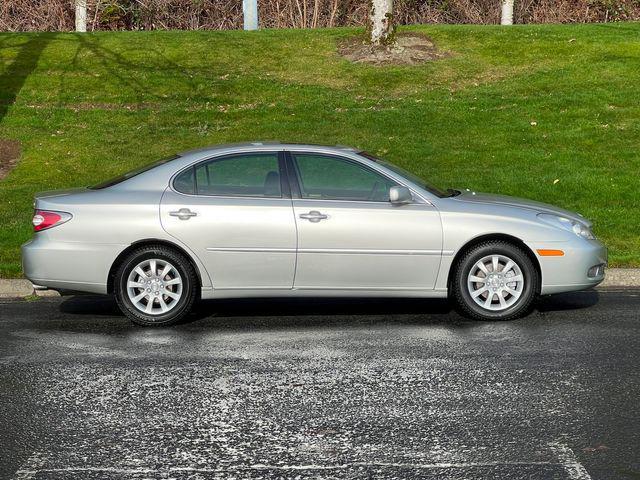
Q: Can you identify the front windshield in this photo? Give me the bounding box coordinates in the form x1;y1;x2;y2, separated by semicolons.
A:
90;155;180;189
359;151;449;198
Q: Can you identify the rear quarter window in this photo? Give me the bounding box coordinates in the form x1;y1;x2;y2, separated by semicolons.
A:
174;167;195;194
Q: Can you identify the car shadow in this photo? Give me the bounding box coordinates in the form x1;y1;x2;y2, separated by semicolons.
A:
535;289;600;312
58;295;462;329
55;289;601;331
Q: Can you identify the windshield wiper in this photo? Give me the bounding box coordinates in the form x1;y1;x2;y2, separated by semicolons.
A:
446;188;462;197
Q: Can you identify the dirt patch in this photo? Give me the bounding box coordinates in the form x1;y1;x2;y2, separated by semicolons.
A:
338;33;447;66
24;102;159;112
67;102;159;112
0;139;21;180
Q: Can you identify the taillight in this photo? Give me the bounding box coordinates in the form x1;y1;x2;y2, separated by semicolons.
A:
32;210;72;232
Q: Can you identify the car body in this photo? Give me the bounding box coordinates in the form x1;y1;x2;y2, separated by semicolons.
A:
22;143;607;325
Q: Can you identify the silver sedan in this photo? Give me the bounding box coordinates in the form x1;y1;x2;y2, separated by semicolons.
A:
22;143;607;326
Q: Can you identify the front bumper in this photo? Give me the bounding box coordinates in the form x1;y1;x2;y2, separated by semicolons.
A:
528;238;608;295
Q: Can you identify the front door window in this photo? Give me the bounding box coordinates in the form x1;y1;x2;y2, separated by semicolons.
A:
292;154;398;202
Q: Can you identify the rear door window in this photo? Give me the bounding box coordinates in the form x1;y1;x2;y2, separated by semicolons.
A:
174;153;282;198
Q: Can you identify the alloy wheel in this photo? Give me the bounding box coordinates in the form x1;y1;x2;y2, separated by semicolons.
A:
126;258;183;315
466;254;525;311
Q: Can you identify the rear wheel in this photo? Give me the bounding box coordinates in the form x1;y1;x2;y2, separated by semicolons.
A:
115;245;198;326
451;241;539;321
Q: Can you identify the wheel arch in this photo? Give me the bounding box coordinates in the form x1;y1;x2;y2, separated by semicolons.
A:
107;239;203;294
446;233;541;294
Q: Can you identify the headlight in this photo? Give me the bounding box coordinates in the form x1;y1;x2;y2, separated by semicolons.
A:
571;222;595;239
537;213;595;240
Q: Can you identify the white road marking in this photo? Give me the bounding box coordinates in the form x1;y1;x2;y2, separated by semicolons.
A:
549;441;593;480
11;460;586;476
12;451;46;480
11;443;593;478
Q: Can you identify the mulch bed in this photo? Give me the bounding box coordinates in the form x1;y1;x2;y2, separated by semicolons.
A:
338;33;448;66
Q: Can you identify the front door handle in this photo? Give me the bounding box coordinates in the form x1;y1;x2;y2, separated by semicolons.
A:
299;210;328;223
170;208;197;220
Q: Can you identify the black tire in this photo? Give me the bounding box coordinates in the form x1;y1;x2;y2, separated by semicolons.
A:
451;240;539;321
114;245;198;327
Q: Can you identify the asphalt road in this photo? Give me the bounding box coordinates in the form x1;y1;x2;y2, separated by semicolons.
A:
0;289;639;480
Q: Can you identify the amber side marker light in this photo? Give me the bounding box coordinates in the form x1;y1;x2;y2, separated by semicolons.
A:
537;249;565;257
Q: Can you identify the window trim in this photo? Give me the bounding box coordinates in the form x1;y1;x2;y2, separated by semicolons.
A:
285;151;409;204
170;151;290;200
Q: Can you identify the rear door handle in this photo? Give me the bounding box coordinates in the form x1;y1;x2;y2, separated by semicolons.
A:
299;210;328;223
170;208;197;220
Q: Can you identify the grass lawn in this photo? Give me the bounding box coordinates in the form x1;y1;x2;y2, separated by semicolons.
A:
0;23;639;277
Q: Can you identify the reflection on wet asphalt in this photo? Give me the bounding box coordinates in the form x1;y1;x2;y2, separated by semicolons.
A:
1;289;639;479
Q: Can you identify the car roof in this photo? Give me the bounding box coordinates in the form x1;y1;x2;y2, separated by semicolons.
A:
178;142;360;157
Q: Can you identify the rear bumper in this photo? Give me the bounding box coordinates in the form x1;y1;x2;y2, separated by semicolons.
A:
528;238;608;295
21;236;126;295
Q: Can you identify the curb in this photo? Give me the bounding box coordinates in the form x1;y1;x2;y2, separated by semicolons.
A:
1;269;639;299
0;279;60;298
598;268;640;288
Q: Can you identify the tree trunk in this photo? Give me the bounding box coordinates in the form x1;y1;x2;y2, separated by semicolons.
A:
370;0;394;46
501;0;515;25
75;0;87;32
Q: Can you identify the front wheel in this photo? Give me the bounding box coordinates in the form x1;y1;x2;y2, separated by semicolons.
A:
115;245;198;327
451;241;539;321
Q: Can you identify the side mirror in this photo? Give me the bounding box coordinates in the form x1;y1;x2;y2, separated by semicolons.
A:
389;186;412;205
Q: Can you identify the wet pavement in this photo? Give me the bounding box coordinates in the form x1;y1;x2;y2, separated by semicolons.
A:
0;289;639;479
